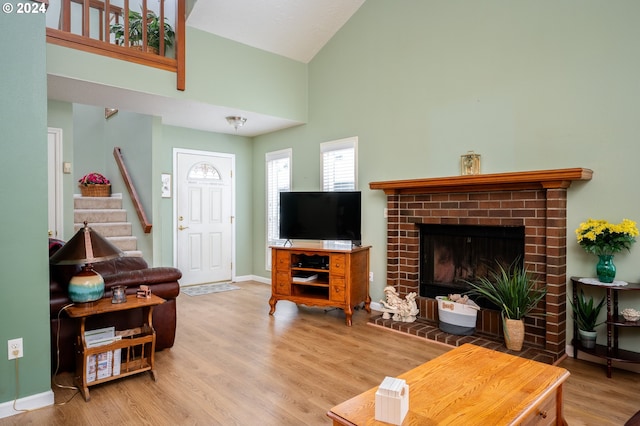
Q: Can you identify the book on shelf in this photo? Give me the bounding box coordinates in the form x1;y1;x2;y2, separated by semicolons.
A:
85;326;115;347
97;351;112;380
293;272;319;282
84;326;122;381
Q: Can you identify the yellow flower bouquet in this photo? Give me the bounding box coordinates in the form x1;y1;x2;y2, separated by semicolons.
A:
575;218;639;255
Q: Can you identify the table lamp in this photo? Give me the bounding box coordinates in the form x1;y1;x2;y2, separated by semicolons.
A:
50;221;123;304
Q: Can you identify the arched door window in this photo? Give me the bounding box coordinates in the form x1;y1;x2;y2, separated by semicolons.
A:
188;162;222;182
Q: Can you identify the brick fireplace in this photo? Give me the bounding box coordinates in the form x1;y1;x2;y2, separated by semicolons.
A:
370;168;592;363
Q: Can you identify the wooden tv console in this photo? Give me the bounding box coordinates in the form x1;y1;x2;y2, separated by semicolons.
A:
269;245;371;326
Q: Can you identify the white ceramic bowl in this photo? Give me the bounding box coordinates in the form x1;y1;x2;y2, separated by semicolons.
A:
622;308;640;322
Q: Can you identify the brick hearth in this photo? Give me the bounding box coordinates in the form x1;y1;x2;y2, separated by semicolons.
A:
370;168;592;363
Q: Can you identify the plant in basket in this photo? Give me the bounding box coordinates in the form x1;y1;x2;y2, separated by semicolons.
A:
78;173;111;197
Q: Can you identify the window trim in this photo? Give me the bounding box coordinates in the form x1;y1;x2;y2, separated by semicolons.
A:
265;148;292;271
320;136;358;191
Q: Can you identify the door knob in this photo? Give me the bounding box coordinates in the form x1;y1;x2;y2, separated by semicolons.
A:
178;225;189;231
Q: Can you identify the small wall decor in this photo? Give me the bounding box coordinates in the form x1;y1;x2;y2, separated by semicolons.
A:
161;173;172;198
460;151;481;175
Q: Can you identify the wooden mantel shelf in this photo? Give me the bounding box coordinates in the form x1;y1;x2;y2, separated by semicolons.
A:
369;167;593;195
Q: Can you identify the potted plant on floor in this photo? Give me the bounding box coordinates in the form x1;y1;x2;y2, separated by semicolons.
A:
570;289;605;349
466;260;547;351
110;9;175;55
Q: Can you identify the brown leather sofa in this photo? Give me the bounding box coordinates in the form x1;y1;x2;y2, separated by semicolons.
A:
49;239;182;373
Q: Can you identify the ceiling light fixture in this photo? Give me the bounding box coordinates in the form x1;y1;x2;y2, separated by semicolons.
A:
226;116;247;131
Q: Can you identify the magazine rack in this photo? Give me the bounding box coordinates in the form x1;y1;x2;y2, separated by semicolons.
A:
66;293;165;401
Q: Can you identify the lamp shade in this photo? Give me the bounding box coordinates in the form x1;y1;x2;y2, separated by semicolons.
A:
50;222;123;303
50;222;123;265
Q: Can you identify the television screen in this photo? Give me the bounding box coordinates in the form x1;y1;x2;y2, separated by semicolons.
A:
279;191;361;244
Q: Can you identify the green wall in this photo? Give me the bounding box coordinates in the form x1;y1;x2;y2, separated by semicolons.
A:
252;0;640;348
0;2;52;407
47;27;308;124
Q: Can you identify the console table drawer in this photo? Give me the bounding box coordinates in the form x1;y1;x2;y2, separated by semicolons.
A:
275;272;291;295
330;279;346;302
521;391;557;426
275;250;291;269
330;254;346;275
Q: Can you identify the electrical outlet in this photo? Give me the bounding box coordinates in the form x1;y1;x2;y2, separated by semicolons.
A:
8;338;23;360
369;272;374;282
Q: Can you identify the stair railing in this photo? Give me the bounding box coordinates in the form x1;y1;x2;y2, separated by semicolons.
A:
113;147;152;233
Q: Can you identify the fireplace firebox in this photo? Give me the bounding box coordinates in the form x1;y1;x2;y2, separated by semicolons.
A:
420;224;525;308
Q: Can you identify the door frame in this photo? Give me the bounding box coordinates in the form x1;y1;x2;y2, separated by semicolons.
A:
48;127;64;239
172;148;236;282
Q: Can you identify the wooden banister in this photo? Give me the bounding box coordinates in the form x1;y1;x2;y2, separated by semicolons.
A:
113;147;152;233
46;0;185;91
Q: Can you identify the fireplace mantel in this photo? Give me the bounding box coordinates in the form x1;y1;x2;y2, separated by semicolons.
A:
369;167;593;194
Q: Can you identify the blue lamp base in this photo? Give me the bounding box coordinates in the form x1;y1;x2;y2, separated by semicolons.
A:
68;267;105;304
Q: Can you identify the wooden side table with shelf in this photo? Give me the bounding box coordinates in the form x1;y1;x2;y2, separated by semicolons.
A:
269;245;371;326
571;277;640;378
65;293;165;401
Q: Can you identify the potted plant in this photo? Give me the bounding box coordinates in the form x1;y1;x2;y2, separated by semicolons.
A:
466;260;547;351
575;218;638;283
78;172;111;197
110;9;175;55
570;289;605;349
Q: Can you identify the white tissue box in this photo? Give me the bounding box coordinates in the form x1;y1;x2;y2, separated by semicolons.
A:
375;376;409;425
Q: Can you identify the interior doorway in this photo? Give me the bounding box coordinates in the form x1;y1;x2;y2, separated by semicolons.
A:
48;128;63;239
174;149;235;286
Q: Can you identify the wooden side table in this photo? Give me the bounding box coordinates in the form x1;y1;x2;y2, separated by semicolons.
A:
66;294;165;401
327;343;570;425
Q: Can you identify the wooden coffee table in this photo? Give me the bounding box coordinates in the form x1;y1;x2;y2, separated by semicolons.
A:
327;343;569;425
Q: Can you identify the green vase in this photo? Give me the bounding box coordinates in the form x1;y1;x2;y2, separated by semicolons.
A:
596;254;616;283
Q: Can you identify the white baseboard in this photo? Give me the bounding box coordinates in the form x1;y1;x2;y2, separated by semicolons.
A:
0;390;54;419
234;275;270;284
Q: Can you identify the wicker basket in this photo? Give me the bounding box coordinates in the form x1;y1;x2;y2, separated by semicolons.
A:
503;318;525;351
79;184;111;197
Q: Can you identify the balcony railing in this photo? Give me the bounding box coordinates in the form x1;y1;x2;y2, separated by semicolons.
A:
46;0;185;90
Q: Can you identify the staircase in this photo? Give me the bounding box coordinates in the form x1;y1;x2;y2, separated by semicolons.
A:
74;194;142;257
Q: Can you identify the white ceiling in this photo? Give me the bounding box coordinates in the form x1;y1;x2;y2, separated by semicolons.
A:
47;0;366;136
187;0;366;64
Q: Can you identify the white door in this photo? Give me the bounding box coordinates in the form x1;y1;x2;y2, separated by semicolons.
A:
175;150;234;286
48;128;63;239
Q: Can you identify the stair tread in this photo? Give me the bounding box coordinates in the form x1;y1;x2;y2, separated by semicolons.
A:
75;222;132;225
74;193;140;256
75;208;127;212
74;193;123;198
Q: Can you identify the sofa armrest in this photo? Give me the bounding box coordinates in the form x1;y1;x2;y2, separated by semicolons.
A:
104;267;182;298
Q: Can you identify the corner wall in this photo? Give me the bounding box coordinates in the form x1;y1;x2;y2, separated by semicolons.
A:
0;2;54;411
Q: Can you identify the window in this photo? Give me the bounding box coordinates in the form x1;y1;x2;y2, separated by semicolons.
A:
321;137;358;191
266;149;292;270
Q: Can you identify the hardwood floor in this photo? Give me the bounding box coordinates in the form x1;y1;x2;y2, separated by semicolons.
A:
4;281;640;425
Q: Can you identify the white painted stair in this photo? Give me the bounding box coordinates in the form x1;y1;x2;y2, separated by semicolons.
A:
73;194;142;257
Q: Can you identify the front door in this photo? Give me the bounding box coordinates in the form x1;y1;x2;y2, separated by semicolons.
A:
175;150;234;286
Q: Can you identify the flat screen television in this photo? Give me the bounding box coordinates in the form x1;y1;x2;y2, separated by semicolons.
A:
279;191;361;245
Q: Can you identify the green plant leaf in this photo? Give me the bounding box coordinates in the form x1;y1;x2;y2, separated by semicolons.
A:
465;259;547;320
